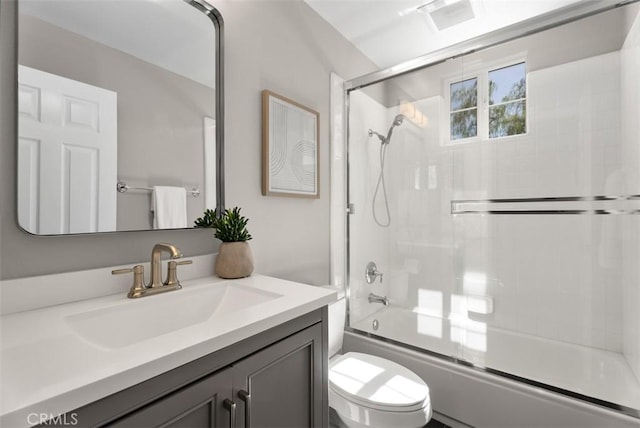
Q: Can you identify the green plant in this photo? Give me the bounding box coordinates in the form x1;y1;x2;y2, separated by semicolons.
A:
194;208;216;228
194;207;252;242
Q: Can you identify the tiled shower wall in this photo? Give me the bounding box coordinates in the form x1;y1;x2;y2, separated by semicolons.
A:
450;51;624;352
621;8;640;382
351;49;634;354
347;90;391;325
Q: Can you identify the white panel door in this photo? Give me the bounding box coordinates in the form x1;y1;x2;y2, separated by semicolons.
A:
18;65;117;234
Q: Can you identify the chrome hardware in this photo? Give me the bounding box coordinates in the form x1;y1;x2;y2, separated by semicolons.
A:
365;261;383;284
164;259;193;286
346;203;355;215
238;390;251;427
368;293;389;306
451;194;640;215
223;399;236;428
116;181;200;197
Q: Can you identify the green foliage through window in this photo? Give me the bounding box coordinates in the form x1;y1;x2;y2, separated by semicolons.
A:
450;78;478;140
449;61;526;141
488;63;526;138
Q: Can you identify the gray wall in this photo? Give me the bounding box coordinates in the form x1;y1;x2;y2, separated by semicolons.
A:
208;0;377;285
1;0;377;281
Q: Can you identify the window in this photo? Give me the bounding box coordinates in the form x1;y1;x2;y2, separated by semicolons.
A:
448;61;526;142
450;77;478;140
488;62;526;138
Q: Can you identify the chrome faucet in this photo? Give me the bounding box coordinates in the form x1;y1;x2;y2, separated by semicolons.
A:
368;293;389;306
150;243;183;288
112;242;191;298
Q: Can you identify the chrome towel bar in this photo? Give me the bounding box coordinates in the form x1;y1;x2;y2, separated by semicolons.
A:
116;181;200;197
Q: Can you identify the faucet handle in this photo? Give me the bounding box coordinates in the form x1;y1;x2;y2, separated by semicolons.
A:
112;265;147;298
365;261;384;284
164;260;192;287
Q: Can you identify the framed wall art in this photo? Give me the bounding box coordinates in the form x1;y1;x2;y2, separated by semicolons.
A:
262;90;319;198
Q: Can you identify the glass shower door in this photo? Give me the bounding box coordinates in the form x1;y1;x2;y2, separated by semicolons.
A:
345;2;640;415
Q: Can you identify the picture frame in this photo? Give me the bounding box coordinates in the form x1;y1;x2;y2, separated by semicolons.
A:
262;90;320;198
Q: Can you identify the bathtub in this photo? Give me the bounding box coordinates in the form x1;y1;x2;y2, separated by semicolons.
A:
344;305;640;428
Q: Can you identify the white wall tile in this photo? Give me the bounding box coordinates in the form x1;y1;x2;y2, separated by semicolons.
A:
347;45;635;367
621;9;640;381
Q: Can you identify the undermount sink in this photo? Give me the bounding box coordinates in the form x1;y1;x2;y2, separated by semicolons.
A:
65;282;281;349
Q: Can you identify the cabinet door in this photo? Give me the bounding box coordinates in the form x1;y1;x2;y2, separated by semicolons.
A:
111;367;234;427
232;323;325;428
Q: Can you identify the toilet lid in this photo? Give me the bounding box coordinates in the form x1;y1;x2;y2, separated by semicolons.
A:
329;352;430;413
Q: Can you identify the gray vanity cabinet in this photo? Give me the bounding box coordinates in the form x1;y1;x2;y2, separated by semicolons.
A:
39;308;328;428
113;324;323;428
113;368;234;427
232;323;323;427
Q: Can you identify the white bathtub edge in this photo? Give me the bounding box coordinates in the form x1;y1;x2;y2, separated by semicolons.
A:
344;331;640;428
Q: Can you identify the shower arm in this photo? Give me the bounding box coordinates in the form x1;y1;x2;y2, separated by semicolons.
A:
368;129;386;143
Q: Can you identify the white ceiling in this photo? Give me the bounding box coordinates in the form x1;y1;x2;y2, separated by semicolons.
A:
304;0;585;69
21;0;616;87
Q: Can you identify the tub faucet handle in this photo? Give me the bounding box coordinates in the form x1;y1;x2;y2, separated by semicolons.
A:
365;261;384;284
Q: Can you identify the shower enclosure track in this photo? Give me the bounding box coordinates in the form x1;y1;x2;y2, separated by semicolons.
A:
346;326;640;419
451;194;640;215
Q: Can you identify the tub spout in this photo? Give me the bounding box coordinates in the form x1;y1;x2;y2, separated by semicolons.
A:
368;293;389;306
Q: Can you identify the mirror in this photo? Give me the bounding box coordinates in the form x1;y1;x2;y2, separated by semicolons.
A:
16;0;224;235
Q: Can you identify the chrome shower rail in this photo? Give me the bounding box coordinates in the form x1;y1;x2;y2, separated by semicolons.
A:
451;194;640;215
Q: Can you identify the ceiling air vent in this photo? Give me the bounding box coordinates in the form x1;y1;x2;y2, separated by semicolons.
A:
418;0;476;31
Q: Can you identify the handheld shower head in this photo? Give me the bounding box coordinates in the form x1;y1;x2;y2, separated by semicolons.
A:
369;113;408;227
385;114;406;143
368;114;407;145
393;114;406;127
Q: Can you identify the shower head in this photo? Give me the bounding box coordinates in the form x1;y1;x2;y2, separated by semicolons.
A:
393;114;406;127
385;114;406;143
368;114;407;145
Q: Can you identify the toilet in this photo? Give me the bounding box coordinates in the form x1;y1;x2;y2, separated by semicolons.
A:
324;285;432;428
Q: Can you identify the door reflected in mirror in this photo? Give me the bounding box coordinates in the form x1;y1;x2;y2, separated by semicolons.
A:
17;0;222;235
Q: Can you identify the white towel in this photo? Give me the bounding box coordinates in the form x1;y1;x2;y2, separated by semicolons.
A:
151;186;188;229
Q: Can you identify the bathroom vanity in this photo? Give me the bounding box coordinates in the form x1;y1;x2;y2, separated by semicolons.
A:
0;273;335;427
61;308;325;427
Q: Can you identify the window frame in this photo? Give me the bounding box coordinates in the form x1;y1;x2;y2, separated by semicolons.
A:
449;76;480;142
443;58;528;145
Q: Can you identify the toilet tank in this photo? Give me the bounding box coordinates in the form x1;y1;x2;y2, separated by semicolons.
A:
322;285;346;357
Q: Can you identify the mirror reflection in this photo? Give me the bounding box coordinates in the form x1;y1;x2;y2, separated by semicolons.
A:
17;0;219;235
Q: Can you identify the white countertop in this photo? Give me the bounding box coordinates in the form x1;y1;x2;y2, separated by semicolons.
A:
0;274;336;427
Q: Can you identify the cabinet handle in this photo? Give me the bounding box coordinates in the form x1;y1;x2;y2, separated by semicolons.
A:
223;399;236;428
238;390;251;427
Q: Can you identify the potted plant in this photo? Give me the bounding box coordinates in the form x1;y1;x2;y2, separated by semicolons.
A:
195;207;254;279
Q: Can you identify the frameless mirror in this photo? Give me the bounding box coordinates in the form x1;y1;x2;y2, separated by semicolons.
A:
16;0;223;235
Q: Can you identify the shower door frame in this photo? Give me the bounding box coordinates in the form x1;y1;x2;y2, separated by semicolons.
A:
341;0;640;419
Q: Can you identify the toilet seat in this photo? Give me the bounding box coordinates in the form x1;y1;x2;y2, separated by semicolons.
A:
329;352;430;413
